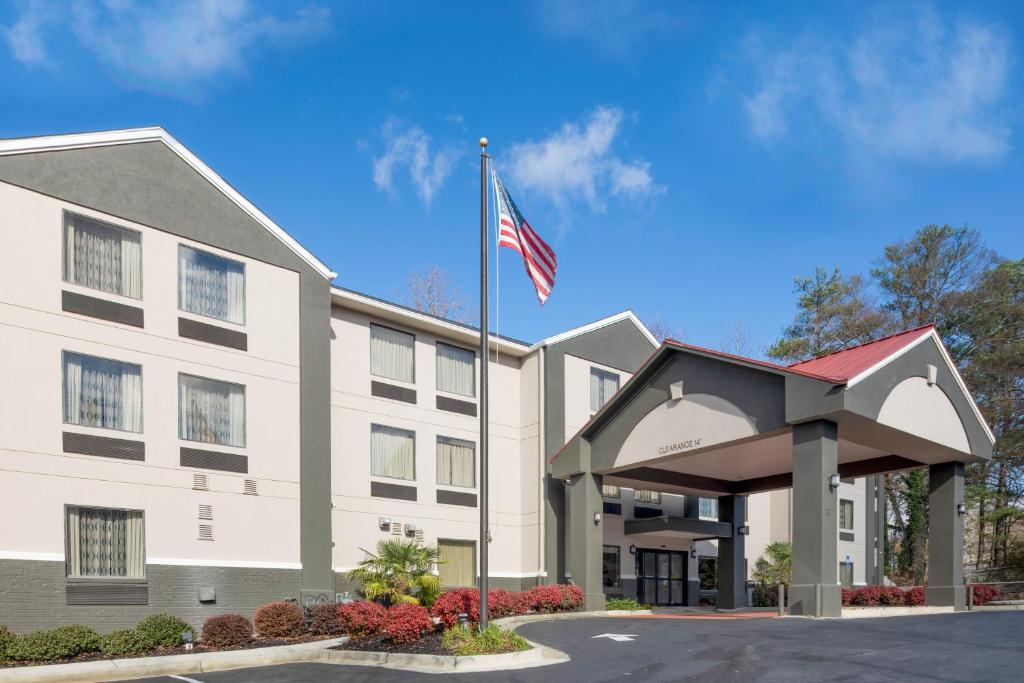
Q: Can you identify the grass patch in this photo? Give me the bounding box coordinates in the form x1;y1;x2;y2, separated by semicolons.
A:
605;598;649;611
441;625;531;656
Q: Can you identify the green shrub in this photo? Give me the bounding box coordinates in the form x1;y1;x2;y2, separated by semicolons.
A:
442;625;530;656
6;625;102;662
606;597;647;611
135;614;193;648
0;624;14;660
100;629;148;656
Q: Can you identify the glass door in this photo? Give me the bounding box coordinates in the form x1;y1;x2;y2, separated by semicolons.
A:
636;549;685;606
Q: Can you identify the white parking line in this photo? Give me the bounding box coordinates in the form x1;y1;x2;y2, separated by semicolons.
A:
169;675;204;683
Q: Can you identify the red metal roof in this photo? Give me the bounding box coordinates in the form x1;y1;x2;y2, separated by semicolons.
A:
787;324;935;382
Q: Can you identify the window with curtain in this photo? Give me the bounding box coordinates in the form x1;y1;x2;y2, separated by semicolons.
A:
634;490;661;504
590;368;620;412
839;499;854;530
438;539;476;587
63;213;142;299
178;374;246;447
698;556;718;590
602;484;621;498
699;498;719;519
63;352;143;433
839;561;854;588
178;245;245;325
370;324;415;383
436;342;475;397
603;545;621;588
65;506;145;578
371;424;415;480
436;436;475;488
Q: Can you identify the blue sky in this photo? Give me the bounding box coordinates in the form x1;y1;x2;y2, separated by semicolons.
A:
3;1;1023;354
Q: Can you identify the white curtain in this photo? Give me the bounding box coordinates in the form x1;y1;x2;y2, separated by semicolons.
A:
179;246;245;324
437;437;475;488
370;325;414;383
63;352;142;432
371;425;415;480
64;214;142;299
438;540;476;587
635;490;661;504
436;343;475;397
590;368;620;411
179;374;246;447
699;497;718;518
602;484;621;498
66;506;145;578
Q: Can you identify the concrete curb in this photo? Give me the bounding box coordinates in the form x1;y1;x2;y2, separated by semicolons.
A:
494;609;653;629
324;644;558;674
838;606;955;619
0;637;346;683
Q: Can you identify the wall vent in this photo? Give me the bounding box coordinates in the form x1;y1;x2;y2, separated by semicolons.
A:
390;522;402;535
198;524;214;541
198;504;213;520
193;473;209;491
414;529;424;543
244;479;259;496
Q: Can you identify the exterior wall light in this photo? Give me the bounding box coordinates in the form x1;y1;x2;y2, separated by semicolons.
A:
738;525;750;536
404;524;418;537
957;503;966;516
593;512;602;525
690;548;697;559
629;544;637;555
828;473;841;490
378;517;392;530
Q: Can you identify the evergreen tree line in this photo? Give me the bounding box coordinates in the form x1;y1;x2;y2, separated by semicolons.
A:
767;225;1023;584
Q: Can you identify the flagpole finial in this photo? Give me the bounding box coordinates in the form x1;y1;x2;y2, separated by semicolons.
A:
479;137;488;149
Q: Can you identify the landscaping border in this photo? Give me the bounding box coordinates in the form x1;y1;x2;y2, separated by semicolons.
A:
0;637;345;683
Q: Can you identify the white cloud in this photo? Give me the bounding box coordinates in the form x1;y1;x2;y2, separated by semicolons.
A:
740;9;1011;163
506;106;660;212
535;0;686;60
371;120;460;205
1;0;329;98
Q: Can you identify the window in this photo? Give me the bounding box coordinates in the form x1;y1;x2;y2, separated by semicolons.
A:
436;342;475;397
63;213;142;299
590;368;620;412
438;539;475;587
699;498;719;519
178;245;245;324
839;561;854;588
634;490;661;505
839;499;854;531
63;352;142;432
698;556;718;590
436;436;475;488
602;484;621;498
370;324;414;383
65;506;144;578
603;545;621;588
178;374;246;447
370;424;415;480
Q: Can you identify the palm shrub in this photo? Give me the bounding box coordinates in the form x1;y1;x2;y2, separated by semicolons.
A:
347;538;442;606
752;541;792;586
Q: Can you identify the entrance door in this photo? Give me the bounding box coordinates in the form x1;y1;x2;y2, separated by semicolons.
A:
636;549;685;605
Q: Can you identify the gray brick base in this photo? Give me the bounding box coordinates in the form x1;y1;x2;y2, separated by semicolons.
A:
0;559;300;634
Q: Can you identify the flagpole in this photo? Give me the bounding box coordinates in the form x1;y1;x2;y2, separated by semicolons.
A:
478;136;490;630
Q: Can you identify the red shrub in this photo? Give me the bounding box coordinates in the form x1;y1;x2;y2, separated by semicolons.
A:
254;601;306;638
969;584;1002;606
384;604;434;644
310;602;345;636
905;586;926;606
878;587;906;606
337;600;388;640
201;614;253;648
488;589;531;618
841;588;856;606
431;591;467;629
529;584;584;613
850;586;883;606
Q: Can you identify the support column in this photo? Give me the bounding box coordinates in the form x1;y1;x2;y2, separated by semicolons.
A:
684;496;701;606
926;462;965;610
567;472;605;610
717;495;748;610
543;474;565;584
789;420;841;617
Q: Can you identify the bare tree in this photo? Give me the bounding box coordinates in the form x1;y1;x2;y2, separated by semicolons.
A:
644;314;685;343
401;266;472;323
718;322;763;359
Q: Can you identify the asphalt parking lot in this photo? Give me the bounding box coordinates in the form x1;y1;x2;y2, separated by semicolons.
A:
120;610;1024;682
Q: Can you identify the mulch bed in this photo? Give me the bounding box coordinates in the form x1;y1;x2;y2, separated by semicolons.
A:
1;633;338;668
332;630;450;656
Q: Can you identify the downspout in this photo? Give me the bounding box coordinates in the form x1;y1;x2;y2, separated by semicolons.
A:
538;346;546;581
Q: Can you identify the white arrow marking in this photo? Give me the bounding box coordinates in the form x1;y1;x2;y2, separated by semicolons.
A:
592;633;637;642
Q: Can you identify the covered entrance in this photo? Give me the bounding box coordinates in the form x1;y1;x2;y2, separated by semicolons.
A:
550;326;995;616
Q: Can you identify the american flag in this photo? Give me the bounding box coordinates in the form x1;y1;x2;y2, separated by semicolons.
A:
492;170;557;305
